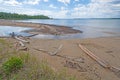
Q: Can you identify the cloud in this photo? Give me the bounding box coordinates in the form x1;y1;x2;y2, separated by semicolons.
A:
49;4;57;9
74;0;79;2
43;0;49;2
0;4;68;18
58;0;70;5
0;0;22;6
24;0;41;5
70;0;120;18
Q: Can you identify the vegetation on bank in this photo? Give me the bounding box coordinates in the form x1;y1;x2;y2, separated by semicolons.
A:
0;12;50;20
0;38;77;80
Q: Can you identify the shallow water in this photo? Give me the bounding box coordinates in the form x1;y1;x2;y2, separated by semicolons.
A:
17;19;120;39
0;26;32;37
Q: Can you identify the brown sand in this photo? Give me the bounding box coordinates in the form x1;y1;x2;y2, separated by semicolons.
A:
31;37;120;80
5;37;119;80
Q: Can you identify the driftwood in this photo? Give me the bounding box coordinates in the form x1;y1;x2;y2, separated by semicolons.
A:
14;36;29;43
34;44;87;72
27;34;39;37
78;44;109;68
62;56;84;63
34;44;85;63
18;41;25;47
78;43;120;78
34;48;51;54
34;44;63;56
64;58;86;72
18;47;28;51
51;44;63;56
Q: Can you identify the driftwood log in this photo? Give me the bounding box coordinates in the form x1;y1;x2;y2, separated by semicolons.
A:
78;43;120;78
34;44;63;56
14;36;29;43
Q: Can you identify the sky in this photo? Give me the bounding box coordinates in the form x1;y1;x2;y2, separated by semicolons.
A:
0;0;120;18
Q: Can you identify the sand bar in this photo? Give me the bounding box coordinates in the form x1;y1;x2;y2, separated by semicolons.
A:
0;19;82;35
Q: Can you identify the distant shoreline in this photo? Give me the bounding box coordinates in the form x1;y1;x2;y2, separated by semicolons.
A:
0;19;82;35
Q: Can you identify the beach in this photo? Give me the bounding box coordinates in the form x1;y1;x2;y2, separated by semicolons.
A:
4;36;120;80
0;20;120;80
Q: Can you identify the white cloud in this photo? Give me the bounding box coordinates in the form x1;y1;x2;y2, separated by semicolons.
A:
0;4;68;18
74;0;79;2
61;7;66;10
49;4;57;9
0;0;3;3
43;0;48;2
24;0;41;5
70;0;120;18
58;0;70;5
1;0;22;6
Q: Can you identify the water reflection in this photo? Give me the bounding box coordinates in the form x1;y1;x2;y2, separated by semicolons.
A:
0;26;32;36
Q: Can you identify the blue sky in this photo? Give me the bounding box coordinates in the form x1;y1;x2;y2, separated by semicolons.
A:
0;0;120;18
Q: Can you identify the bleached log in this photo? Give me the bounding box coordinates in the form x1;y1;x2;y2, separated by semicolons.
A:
15;36;29;43
34;44;63;56
78;43;120;78
78;44;110;68
33;48;51;54
19;41;25;47
27;34;38;37
50;44;63;56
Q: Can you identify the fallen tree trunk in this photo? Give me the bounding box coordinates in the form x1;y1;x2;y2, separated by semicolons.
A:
34;44;63;56
33;48;51;54
15;36;29;43
78;44;110;68
78;43;120;78
26;34;39;37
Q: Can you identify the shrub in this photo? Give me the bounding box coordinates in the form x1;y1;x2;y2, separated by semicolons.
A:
2;57;23;74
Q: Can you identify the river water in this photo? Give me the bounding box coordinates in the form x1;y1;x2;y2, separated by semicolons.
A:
18;19;120;39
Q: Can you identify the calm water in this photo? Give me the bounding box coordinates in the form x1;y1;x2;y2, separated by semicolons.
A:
18;19;120;39
0;26;32;36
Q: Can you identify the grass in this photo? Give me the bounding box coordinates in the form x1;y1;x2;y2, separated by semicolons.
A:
0;38;77;80
2;57;23;74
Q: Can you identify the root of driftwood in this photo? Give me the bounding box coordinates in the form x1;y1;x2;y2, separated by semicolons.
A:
62;56;84;63
64;59;86;72
19;41;25;47
18;47;28;51
78;43;120;78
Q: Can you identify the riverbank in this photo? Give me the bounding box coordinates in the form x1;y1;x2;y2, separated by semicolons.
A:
0;19;81;35
3;36;120;80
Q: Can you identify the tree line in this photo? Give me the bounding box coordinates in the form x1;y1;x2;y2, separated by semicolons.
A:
0;12;50;20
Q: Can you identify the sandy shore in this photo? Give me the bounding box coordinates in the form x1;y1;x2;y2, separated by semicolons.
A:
0;19;81;35
1;19;120;80
5;36;120;80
